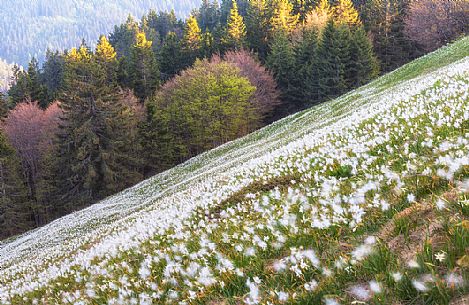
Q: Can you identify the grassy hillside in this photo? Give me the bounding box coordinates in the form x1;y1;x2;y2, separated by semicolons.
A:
0;38;468;305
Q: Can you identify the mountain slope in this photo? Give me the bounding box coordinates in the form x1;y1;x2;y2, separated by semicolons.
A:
0;38;468;304
0;59;14;91
0;0;201;66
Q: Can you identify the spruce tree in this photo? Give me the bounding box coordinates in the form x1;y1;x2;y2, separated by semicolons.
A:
129;32;160;101
0;92;8;118
220;0;234;24
317;21;350;100
158;32;185;80
109;15;140;59
201;32;217;58
147;10;181;40
347;26;379;88
42;50;65;105
8;65;30;106
266;32;297;114
198;0;221;32
295;28;320;105
291;0;316;21
362;0;417;72
246;0;269;59
47;45;143;213
27;58;47;108
0;131;33;239
225;0;247;49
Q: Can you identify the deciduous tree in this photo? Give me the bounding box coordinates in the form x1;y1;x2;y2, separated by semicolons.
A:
404;0;468;52
214;50;280;122
143;59;257;172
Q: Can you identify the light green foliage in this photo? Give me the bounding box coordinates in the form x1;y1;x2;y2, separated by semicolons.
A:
1;36;468;305
144;59;258;167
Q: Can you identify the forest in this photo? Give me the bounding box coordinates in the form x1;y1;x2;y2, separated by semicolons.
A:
0;0;467;240
0;0;202;66
0;59;14;91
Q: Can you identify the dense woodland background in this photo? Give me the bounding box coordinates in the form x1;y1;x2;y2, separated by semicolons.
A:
0;0;202;66
0;59;14;91
0;0;467;240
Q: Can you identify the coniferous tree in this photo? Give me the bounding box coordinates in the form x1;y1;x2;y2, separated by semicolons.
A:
46;44;143;214
42;50;65;105
8;65;30;106
148;10;182;40
220;0;233;24
295;28;320;105
109;15;140;59
96;35;118;83
347;26;379;88
27;58;47;108
362;0;417;72
184;15;203;51
183;15;203;65
317;21;350;100
384;8;417;70
246;0;270;59
201;31;217;58
291;0;316;21
158;32;185;80
140;14;162;54
266;32;297;113
198;0;221;32
305;0;331;31
0;92;8;118
0;131;33;239
333;0;361;26
129;32;160;101
225;0;247;49
269;0;300;34
96;35;117;62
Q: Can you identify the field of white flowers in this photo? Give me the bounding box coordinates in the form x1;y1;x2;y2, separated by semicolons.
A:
1;38;468;305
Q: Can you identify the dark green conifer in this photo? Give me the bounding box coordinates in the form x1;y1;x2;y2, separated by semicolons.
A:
347;26;379;88
317;21;350;100
295;28;320;105
129;32;160;101
266;32;297;114
158;32;185;80
0;131;33;239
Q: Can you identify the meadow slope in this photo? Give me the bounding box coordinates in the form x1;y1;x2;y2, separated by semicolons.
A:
0;38;468;305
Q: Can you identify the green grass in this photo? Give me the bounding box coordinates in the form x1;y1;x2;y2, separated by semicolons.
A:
1;37;468;305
